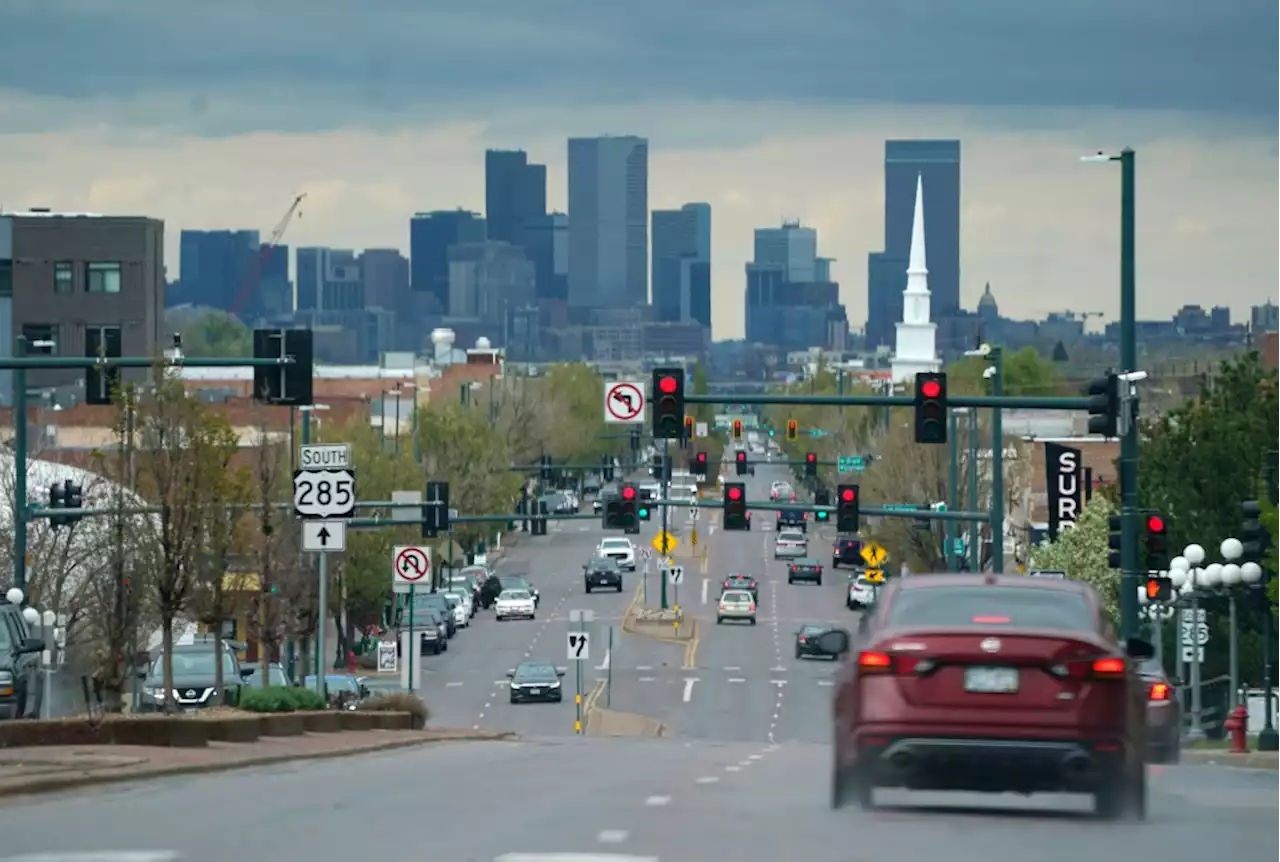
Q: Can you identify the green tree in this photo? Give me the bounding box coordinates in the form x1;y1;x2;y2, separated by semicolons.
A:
1030;497;1119;620
1261;496;1278;611
496;364;623;468
946;346;1064;396
181;311;252;358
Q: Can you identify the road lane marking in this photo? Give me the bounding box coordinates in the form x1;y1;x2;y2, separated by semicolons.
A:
700;578;709;605
596;831;629;844
644;795;670;807
727;677;745;683
596;649;611;670
496;855;658;862
725;765;741;772
2;855;183;862
638;676;656;682
635;665;654;671
695;776;720;784
724;665;741;671
445;681;463;687
682;677;699;702
817;680;833;686
748;754;763;760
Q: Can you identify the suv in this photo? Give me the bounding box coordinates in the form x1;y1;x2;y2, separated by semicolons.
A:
832;537;862;568
777;508;808;533
139;641;253;713
584;556;624;593
480;574;541;609
405;593;456;638
0;600;45;719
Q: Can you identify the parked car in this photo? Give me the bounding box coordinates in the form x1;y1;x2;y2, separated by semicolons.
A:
1139;657;1181;763
0;598;45;720
138;641;253;713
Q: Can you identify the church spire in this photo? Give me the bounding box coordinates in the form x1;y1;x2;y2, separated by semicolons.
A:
906;172;928;283
890;172;941;382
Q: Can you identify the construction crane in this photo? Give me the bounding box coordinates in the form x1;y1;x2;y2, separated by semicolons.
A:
228;193;306;319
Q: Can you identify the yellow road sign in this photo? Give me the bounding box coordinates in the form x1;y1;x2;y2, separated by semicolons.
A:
652;532;679;554
691;528;699;546
861;541;888;567
863;568;885;583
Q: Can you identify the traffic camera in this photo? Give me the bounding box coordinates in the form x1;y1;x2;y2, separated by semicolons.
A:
652;368;685;440
1143;513;1169;570
735;450;748;476
804;452;817;477
618;484;640;534
1085;372;1120;438
913;372;947;444
723;483;748;530
786;419;798;442
835;484;860;533
732;419;743;441
1107;513;1122;569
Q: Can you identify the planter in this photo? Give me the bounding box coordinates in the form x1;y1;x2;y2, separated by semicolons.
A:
202;716;263;743
339;711;378;732
374;712;411;730
112;717;209;748
408;712;427;730
300;711;342;733
0;719;108;748
258;714;305;737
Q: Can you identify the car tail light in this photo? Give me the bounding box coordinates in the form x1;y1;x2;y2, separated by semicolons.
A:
798;636;807;643
748;603;756;612
723;580;730;588
1049;656;1129;680
1148;682;1171;701
857;650;935;675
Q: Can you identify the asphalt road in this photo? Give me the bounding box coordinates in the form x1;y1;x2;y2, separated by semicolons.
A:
1;736;1274;862
607;460;851;745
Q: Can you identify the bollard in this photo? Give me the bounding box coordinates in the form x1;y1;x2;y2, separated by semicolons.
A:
1225;703;1250;754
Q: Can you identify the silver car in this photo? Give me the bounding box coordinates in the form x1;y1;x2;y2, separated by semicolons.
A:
774;529;808;559
717;589;757;625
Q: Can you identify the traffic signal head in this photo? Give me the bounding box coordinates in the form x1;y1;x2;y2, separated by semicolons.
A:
694;451;708;476
1144;575;1174;603
618;484;639;533
735;450;748;476
723;483;748;530
814;488;830;520
732;419;743;440
836;484;860;533
684;415;695;442
252;328;314;406
805;452;817;477
1085;373;1120;438
786;419;798;442
1107;513;1123;569
1241;500;1267;561
651;368;685;440
913;372;948;444
1143;513;1168;569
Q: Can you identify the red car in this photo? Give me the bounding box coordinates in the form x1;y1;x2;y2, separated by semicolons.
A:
825;573;1150;819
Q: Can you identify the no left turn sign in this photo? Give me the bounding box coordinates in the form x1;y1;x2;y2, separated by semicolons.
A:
604;381;646;423
393;545;431;591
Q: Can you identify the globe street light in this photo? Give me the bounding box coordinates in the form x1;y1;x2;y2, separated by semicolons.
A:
1174;546;1209;741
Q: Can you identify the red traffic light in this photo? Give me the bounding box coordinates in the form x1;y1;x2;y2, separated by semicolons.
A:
921;380;941;399
806;453;816;463
1146;515;1165;533
727;487;742;501
621;486;636;501
658;376;678;394
1145;579;1161;599
696;452;707;463
841;488;856;502
736;451;746;462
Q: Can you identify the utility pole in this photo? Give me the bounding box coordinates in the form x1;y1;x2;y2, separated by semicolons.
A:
660;438;670;610
1117;148;1140;641
989;348;1005;573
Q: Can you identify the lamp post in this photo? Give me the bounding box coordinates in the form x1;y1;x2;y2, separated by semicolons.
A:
964;344;1004;572
1170;546;1208;742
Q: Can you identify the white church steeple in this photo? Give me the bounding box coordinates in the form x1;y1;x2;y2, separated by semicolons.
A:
891;173;941;383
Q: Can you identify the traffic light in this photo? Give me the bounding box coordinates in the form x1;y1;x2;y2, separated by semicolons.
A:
804;452;817;477
48;480;84;529
1085;372;1120;438
618;484;640;534
684;415;695;444
601;455;615;483
913;372;947;444
85;325;123;406
538;454;553;481
1144;513;1169;571
423;480;449;538
723;483;747;530
1107;513;1122;569
629;428;641;454
252;328;314;406
814;489;830;521
836;485;860;533
638;489;652;522
1241;501;1268;562
692;451;708;477
652;367;685;440
735;450;748;476
1144;574;1174;603
602;497;619;529
786;419;798;442
732;419;743;441
651;453;664;479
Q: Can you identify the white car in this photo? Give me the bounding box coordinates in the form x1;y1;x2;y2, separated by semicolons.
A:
770;481;793;501
597;538;637;570
442;590;473;625
495;589;537;621
717;589;757;625
774;529;808;559
846;576;877;610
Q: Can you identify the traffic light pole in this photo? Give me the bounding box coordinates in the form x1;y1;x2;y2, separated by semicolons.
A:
1117;148;1140;642
3;350;294;593
660;438;670;610
989;349;1005;573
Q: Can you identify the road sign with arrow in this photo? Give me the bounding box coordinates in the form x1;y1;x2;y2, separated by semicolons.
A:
302;520;347;553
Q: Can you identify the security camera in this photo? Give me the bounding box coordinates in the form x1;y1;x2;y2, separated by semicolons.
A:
982;366;997;380
1118;371;1148;383
963;343;992;358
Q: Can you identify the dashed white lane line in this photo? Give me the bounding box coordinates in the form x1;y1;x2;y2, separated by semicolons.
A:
644;795;670;807
696;776;720;784
597;831;630;845
725;765;741;772
748;754;763;760
445;681;463;687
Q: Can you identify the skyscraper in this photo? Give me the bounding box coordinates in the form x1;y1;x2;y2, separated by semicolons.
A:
651;202;711;328
567;135;648;312
866;140;960;349
409;210;486;313
484;150;547;247
176;229;259;312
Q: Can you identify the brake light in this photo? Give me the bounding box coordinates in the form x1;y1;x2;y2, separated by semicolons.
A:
1148;682;1171;701
972;615;1010;624
723;580;730;588
1092;657;1127;676
798;636;807;643
1050;656;1129;680
857;651;893;673
856;650;934;676
748;603;756;612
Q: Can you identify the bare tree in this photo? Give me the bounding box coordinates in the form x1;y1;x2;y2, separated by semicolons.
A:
191;448;251;694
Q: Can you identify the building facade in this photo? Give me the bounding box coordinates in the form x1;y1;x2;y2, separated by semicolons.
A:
409;210;486;314
567;135;649;314
651;202;711;331
484;150;547;248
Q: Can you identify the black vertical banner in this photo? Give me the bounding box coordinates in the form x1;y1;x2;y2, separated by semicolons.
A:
1084;467;1094;503
1045;442;1085;542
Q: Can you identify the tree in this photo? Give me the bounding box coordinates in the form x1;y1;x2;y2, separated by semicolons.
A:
494;364;622;468
1029;497;1119;619
132;374;242;713
180;311;252;358
946;346;1065;396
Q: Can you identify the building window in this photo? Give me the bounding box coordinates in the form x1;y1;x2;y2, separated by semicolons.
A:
85;325;122;360
0;260;12;298
54;261;74;294
21;324;59;354
87;262;122;294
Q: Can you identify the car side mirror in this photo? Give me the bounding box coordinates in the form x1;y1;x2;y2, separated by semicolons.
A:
815;628;851;656
1125;637;1155;661
506;670;515;678
359;685;371;698
556;667;566;676
18;637;45;655
239;666;255;679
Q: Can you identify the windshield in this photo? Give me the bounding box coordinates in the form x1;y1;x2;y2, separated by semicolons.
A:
501;590;531;600
442;594;460;608
516;664;556;680
887;587;1095;631
305;675;359;692
589;557;620;570
154;651;238;679
779;531;804;541
600;540;630;550
722;592;751;603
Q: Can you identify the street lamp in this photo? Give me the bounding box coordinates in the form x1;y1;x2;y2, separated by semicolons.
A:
1170;546;1209;741
964;343;1005;573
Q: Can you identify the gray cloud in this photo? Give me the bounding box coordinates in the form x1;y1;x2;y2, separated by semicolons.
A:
0;0;1275;136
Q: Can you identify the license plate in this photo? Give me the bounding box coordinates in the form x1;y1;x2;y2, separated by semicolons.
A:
529;688;541;695
964;666;1019;693
184;707;199;714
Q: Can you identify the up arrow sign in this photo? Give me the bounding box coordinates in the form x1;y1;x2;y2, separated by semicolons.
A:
317;526;331;546
303;520;346;553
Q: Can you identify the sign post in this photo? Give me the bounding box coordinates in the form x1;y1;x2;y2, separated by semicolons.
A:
294;443;356;699
603;380;647;424
392;546;432;693
568;609;594;734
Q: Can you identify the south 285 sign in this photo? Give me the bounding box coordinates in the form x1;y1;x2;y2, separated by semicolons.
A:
292;469;356;519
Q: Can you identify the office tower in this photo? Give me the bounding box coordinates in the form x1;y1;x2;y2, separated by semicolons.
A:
525;212;569;300
866;140;960;350
744;221;846;351
485;150;547;247
651;203;711;329
176;229;260;312
567;135;648;311
753;222;817;283
409;210;486;313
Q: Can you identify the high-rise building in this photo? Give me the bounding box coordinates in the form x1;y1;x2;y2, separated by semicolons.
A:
753;222;817;283
360;248;410;312
176;229;260;312
485;150;547;248
409;210;486;313
744;221;846;350
525;212;569;301
567;135;648;312
295;248;363;312
651;203;711;330
866;140;960;350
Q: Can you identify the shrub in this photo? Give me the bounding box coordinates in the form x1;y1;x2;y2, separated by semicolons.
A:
239;685;327;713
358;691;429;723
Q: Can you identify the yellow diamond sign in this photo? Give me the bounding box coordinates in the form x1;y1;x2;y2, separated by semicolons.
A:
861;541;888;567
652;531;679;555
863;568;885;584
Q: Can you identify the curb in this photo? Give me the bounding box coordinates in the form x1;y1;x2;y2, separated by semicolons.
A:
0;731;516;800
621;611;695;645
1180;749;1279;771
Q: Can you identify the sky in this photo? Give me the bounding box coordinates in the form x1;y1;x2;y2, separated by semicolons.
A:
1;0;1276;340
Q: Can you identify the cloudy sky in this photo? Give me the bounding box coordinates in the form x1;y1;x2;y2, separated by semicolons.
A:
1;0;1276;338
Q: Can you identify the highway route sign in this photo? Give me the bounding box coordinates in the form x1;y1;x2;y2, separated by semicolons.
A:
863;568;885;583
392;545;432;593
376;641;397;673
302;520;347;553
604;380;646;424
666;566;685;586
293;445;356;520
861;541;888;567
567;631;590;661
651;531;679;554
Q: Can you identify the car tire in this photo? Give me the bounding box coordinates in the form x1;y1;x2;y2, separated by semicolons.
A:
617;583;624;593
832;561;839;569
530;614;536;620
442;640;449;652
749;618;757;625
795;647;802;660
816;577;822;586
585;584;592;594
1095;765;1146;821
510;695;519;704
716;617;724;624
787;577;794;584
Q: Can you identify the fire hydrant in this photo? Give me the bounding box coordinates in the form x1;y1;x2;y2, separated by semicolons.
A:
1224;703;1250;753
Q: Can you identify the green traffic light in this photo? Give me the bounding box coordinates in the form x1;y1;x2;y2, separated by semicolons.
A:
816;512;828;520
768;430;775;437
639;508;649;518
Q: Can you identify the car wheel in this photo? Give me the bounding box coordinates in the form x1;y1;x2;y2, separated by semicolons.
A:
716;617;724;624
749;618;757;625
442;640;449;652
787;577;794;584
585;584;592;594
1095;765;1146;821
617;583;624;593
530;614;536;620
795;647;802;660
816;577;822;586
510;695;518;704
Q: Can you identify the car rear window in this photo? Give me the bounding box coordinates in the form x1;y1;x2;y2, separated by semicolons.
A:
887;586;1095;631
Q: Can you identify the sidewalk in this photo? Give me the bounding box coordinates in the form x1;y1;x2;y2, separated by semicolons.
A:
1181;749;1279;770
0;727;512;798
